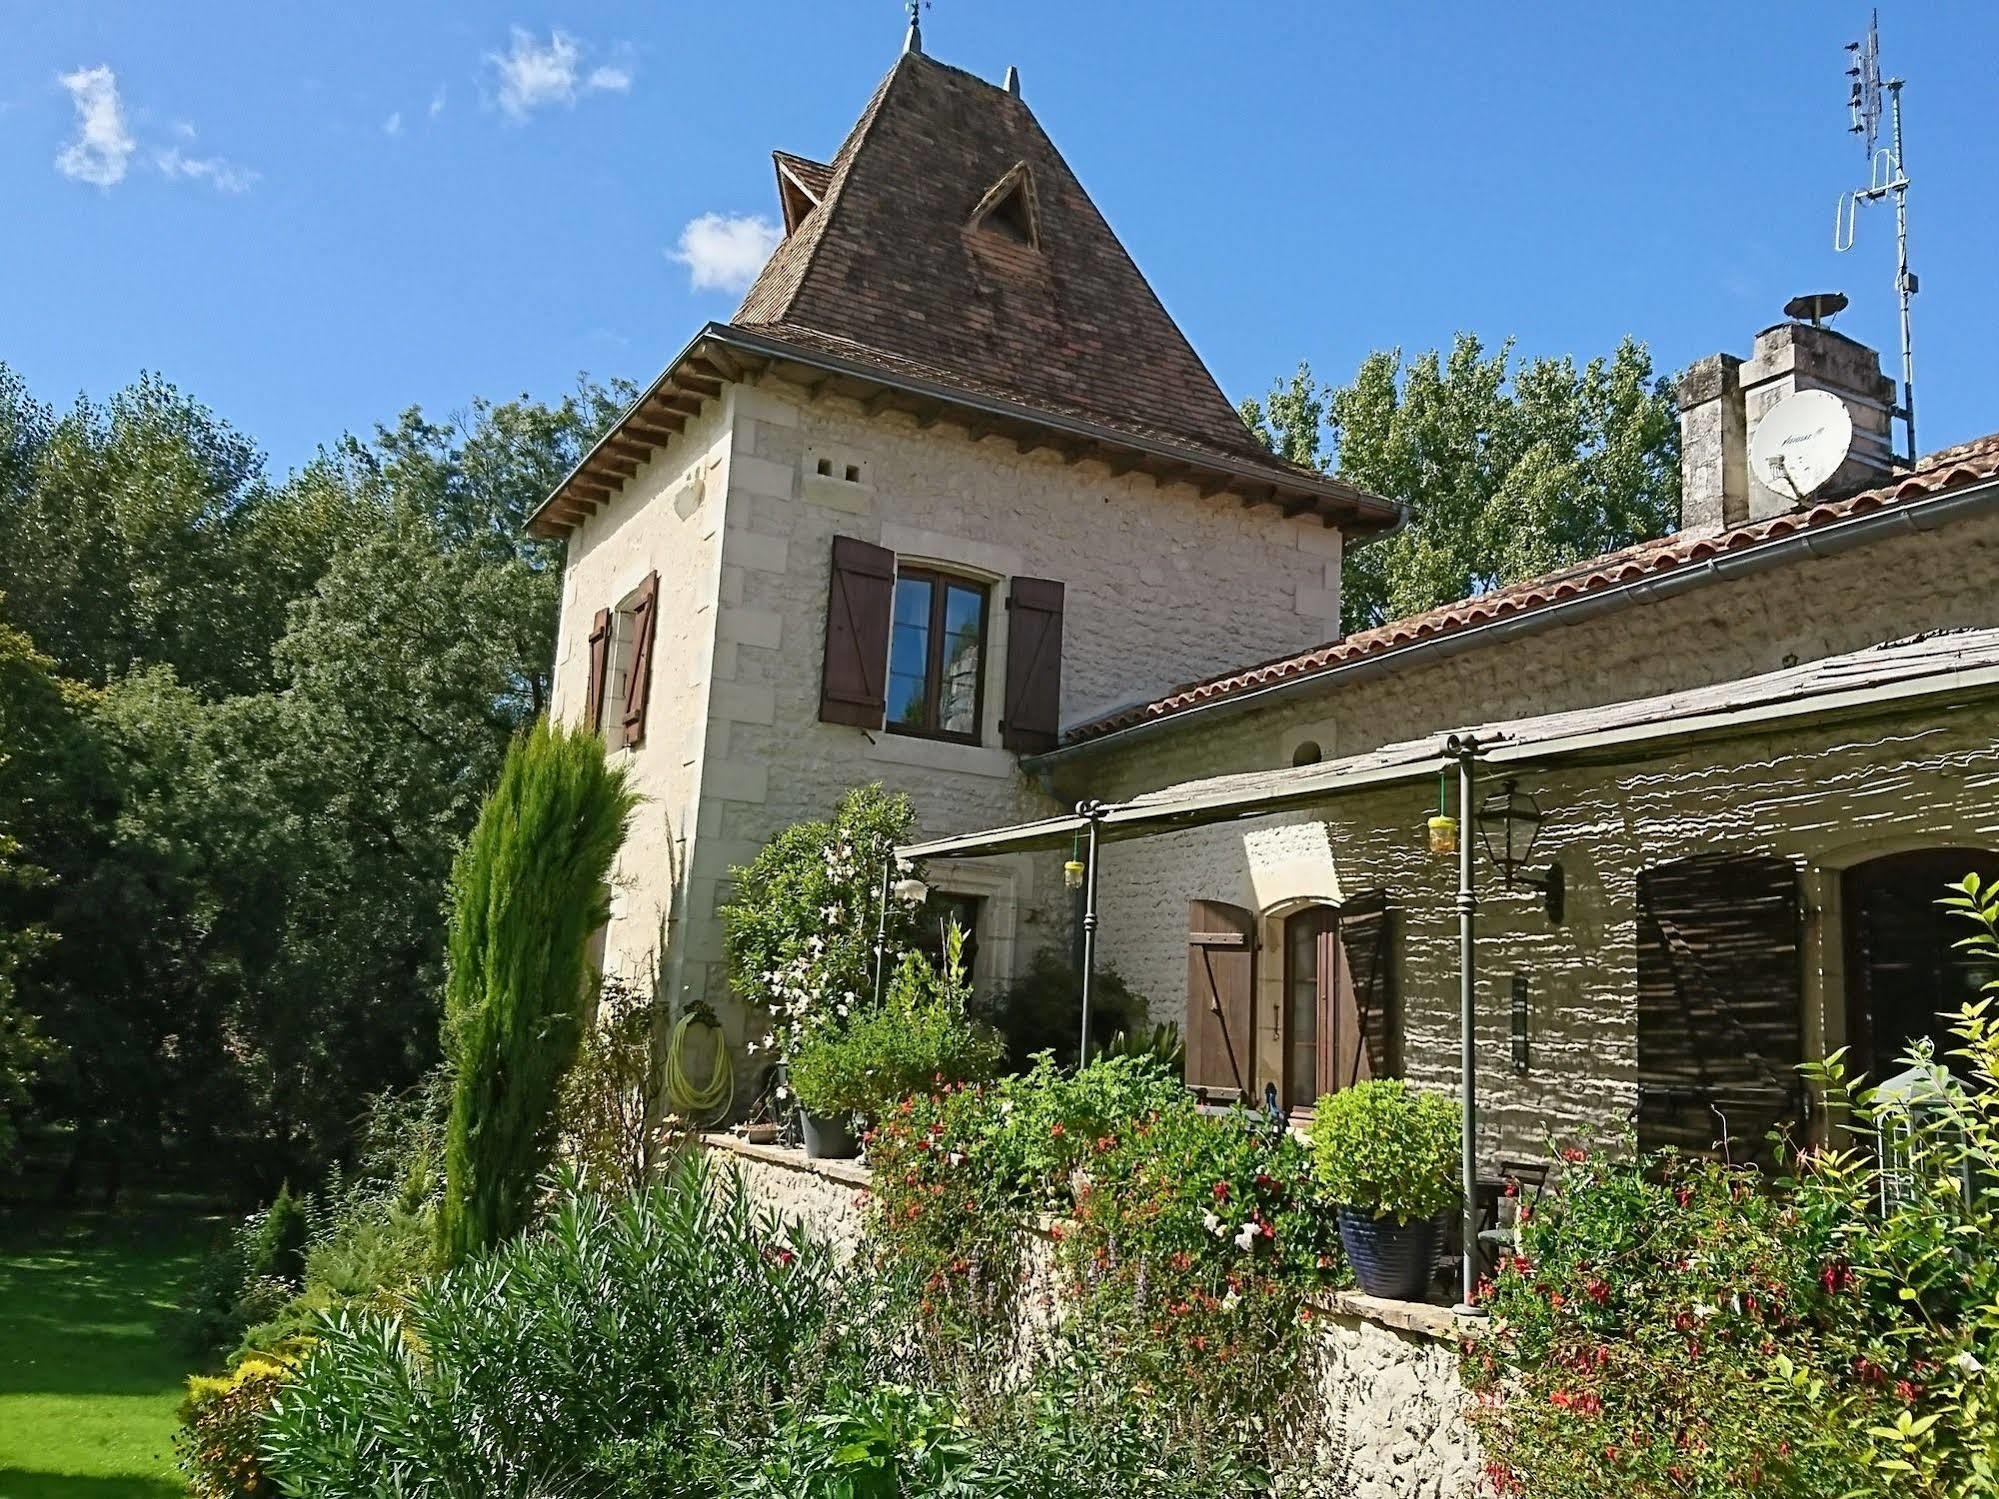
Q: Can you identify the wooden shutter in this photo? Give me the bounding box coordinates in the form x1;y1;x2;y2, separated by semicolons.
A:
1001;576;1065;752
620;570;660;748
1187;901;1254;1100
820;536;896;728
1635;854;1804;1162
1334;891;1396;1087
584;607;612;732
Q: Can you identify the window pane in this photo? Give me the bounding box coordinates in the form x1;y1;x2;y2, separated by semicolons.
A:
938;584;984;735
887;577;932;728
1286;912;1327;1109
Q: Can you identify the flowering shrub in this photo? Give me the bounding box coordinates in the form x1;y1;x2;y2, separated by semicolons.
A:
787;932;1003;1124
1464;1148;1873;1498
1309;1078;1460;1222
722;783;921;1076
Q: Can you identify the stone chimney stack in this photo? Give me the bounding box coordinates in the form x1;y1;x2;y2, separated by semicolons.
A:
1677;314;1898;537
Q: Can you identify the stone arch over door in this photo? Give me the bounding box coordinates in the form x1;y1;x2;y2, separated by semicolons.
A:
1841;846;1999;1082
1634;852;1805;1162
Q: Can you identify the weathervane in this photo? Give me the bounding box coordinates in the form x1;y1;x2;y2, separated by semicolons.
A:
1834;9;1918;464
904;0;929;55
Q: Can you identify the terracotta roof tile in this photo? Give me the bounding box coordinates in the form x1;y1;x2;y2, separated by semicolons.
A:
1062;432;1999;746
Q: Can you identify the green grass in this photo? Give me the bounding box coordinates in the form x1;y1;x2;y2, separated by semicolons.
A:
0;1206;218;1499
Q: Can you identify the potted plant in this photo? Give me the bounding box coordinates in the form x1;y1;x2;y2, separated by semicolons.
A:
1309;1079;1460;1300
787;1031;867;1160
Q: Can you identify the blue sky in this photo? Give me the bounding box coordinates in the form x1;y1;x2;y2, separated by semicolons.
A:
6;3;1996;476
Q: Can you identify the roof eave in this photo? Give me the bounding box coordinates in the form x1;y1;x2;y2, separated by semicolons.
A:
526;322;1404;541
1031;471;1999;770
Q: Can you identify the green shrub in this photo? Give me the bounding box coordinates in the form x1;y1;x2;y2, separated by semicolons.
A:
556;975;681;1195
1309;1078;1460;1222
977;946;1149;1072
181;1188;313;1361
176;1351;296;1497
788;930;1003;1123
437;717;634;1264
723;782;919;1070
262;1155;842;1496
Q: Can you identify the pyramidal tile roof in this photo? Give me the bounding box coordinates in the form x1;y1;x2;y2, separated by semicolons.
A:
734;50;1299;478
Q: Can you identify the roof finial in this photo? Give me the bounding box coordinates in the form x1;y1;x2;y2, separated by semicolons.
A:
1004;65;1020;96
904;0;924;54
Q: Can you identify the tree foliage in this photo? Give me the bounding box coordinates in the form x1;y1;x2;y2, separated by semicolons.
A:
438;719;635;1264
0;362;630;1195
1242;335;1681;632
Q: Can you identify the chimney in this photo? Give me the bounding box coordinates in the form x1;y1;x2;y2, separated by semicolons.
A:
1677;307;1898;537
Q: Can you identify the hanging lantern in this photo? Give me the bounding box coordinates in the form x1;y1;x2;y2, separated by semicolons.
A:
1474;778;1563;921
1063;831;1087;890
1427;814;1459;856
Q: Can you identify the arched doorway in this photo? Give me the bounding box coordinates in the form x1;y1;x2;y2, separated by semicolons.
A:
1842;848;1999;1080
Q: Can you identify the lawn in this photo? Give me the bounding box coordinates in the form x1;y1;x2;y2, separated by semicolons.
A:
0;1206;216;1499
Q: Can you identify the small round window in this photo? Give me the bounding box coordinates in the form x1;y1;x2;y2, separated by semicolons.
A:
1291;740;1323;767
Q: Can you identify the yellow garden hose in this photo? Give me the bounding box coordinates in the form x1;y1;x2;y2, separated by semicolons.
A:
665;1009;733;1124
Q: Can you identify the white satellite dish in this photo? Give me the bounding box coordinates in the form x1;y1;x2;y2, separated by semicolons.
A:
1750;388;1853;501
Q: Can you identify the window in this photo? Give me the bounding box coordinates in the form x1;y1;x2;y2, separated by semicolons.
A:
886;568;988;742
593;575;657;751
1283;908;1334;1111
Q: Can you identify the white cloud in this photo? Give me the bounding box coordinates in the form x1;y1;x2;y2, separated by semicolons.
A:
488;28;631;119
428;86;447;118
383;110;403;136
155;146;258;194
669;212;781;293
55;65;135;187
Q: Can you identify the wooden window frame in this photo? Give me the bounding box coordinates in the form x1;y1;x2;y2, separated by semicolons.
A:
1281;906;1337;1118
886;566;991;746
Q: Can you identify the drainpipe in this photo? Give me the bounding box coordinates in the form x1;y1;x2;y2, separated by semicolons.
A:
1077;800;1105;1065
1446;734;1486;1317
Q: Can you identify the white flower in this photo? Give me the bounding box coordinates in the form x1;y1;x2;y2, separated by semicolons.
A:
776;1084;790;1100
1957;1350;1985;1374
948;1151;966;1167
1221;1288;1240;1312
1202;1211;1222;1235
1693;1302;1716;1320
1234;1222;1257;1253
999;1099;1015;1117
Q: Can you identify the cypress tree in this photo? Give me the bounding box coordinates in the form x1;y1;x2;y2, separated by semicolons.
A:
437;718;635;1263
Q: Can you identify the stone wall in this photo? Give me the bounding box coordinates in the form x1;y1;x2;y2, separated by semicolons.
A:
700;1133;1479;1499
1079;699;1999;1169
551;363;1364;1047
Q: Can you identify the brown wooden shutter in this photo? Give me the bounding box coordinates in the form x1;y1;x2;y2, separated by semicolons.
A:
1001;576;1065;752
1333;891;1395;1088
1187;901;1255;1100
1635;854;1804;1163
584;607;612;732
620;570;660;748
820;536;895;728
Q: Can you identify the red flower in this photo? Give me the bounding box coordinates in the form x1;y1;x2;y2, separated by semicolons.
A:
773;1248;796;1268
1585;1279;1610;1305
1674;1184;1694;1208
1212;1181;1231;1202
1560;1145;1588;1164
1048;1223;1066;1242
1895;1379;1921;1403
1821;1260;1854;1295
1049;1123;1066;1139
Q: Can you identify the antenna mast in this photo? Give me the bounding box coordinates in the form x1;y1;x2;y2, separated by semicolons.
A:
1834;10;1918;463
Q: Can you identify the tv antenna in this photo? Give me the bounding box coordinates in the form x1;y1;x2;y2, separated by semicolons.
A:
1834;10;1917;464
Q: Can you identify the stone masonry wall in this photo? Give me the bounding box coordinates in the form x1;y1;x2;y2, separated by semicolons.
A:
701;1134;1478;1499
1085;703;1999;1170
657;372;1356;1041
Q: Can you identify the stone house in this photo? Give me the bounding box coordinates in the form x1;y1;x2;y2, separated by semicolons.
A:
527;41;1399;1046
532;34;1999;1174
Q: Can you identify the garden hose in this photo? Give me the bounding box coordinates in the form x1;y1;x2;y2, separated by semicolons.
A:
665;1009;733;1125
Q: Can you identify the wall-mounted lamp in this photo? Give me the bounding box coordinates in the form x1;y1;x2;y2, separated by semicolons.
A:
1475;779;1564;922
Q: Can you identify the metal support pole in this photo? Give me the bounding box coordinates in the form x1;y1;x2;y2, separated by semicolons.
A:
871;856;893;1003
1449;736;1485;1316
1077;802;1103;1065
1888;78;1917;463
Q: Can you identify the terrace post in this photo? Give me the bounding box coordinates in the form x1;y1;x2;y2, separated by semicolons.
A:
1077;800;1105;1064
1448;734;1486;1317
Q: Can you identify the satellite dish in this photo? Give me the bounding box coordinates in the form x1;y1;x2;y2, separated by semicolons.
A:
1750;388;1853;502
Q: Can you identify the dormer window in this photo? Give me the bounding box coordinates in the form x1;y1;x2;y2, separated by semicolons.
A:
967;161;1040;251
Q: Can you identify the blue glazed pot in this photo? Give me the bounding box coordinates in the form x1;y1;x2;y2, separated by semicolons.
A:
800;1109;858;1161
1337;1205;1442;1301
